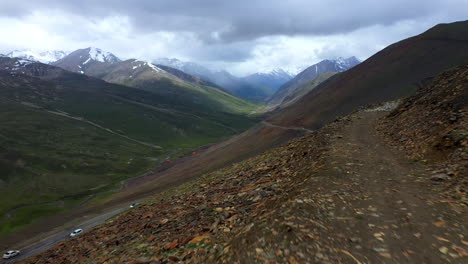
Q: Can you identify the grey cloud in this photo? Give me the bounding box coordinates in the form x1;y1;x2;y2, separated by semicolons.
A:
1;0;467;43
188;41;254;62
0;0;466;74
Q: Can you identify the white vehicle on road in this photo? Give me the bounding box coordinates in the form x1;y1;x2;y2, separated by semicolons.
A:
70;228;83;237
3;250;20;259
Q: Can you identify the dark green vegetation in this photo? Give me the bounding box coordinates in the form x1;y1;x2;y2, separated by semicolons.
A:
0;99;158;235
0;58;259;235
87;59;259;118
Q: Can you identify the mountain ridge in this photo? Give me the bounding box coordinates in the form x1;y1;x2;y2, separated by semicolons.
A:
268;56;360;105
154;58;291;101
5;50;69;64
241;69;293;95
268;21;468;128
52;47;120;74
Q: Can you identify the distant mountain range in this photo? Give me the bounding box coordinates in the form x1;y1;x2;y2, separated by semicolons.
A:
269;57;360;105
154;58;294;101
5;49;69;64
242;69;294;92
2;50;295;102
3;48;360;104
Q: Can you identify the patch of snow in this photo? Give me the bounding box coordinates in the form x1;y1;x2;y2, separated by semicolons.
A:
331;56;360;71
145;62;162;73
132;60;164;73
245;68;293;80
87;47;119;64
12;58;35;68
6;49;69;63
83;58;91;64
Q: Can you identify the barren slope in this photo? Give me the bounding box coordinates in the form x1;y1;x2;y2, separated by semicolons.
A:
268;21;468;129
19;106;467;263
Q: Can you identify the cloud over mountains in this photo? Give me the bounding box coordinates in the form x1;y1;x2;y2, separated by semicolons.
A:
0;0;466;75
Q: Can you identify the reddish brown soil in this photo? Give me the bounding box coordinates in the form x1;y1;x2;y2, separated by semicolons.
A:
19;110;467;263
378;64;467;202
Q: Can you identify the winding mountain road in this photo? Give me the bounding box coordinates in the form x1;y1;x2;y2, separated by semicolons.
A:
261;120;314;133
0;207;126;264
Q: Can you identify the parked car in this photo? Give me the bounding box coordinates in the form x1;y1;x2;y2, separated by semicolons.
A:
3;250;20;259
70;228;83;237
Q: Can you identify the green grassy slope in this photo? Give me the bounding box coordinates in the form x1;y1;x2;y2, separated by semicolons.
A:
93;60;258;115
0;99;161;235
0;60;259;235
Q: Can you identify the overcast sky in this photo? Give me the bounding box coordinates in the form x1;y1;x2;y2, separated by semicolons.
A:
0;0;466;76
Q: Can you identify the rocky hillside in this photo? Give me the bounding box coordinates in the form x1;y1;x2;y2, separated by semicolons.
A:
20;95;468;263
17;64;468;263
379;64;467;201
18;106;334;264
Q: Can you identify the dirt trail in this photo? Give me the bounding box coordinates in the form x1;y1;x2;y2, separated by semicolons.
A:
261;121;314;133
223;111;467;263
44;109;162;149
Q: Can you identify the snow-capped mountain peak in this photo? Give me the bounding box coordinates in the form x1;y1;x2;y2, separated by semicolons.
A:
5;49;69;64
254;68;294;79
86;47;120;64
153;58;186;69
0;56;37;75
330;56;360;71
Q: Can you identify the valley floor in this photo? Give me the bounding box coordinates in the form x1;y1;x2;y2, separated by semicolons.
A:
19;110;467;263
